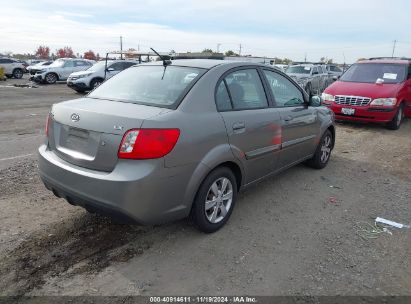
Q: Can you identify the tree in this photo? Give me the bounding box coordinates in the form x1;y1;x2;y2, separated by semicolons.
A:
56;46;75;58
202;48;213;53
83;50;96;60
225;50;238;57
35;46;50;59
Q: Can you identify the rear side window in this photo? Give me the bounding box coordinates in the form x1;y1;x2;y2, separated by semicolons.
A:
89;65;205;108
263;70;304;107
215;81;232;111
222;69;268;110
408;65;411;79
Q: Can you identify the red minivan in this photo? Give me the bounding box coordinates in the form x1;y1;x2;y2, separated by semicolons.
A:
322;58;411;130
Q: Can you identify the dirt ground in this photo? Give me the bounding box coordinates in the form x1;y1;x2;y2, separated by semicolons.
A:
0;76;410;296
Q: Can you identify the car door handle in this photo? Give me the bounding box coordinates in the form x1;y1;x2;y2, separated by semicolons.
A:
232;122;245;131
284;115;293;122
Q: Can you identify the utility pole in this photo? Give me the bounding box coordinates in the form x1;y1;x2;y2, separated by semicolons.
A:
239;44;242;56
391;40;397;58
120;36;123;59
304;53;307;63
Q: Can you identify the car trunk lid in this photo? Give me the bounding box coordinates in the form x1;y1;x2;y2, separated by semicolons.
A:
48;97;170;171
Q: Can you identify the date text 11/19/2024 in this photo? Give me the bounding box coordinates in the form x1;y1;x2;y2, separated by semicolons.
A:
149;296;257;303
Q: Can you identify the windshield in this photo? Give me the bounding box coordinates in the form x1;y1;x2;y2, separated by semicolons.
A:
340;63;406;84
88;65;206;108
286;66;311;74
49;59;66;68
87;60;113;71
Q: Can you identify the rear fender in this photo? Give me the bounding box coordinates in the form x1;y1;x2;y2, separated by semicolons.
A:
182;144;245;211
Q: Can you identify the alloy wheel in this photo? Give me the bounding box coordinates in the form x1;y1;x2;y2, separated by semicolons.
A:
204;177;233;224
320;135;331;163
46;73;57;84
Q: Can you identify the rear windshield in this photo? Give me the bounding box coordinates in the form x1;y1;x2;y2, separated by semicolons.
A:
286;66;311;74
340;63;406;84
88;65;206;108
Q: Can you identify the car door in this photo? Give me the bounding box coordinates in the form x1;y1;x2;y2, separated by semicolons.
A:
262;69;320;169
216;68;282;183
61;60;75;79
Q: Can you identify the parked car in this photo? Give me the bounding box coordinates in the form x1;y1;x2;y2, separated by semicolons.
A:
285;64;324;96
27;59;46;65
0;58;26;79
38;60;335;233
27;61;52;75
32;58;94;84
67;59;137;93
273;64;288;72
322;58;411;130
326;64;344;78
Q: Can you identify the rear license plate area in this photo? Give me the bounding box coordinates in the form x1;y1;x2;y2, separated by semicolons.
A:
66;127;89;150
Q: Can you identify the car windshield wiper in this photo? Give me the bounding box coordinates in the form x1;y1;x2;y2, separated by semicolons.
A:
150;48;171;80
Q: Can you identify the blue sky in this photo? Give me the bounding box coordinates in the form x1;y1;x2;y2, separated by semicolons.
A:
1;0;410;62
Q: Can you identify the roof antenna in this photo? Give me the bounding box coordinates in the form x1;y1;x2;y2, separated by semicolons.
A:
150;48;172;67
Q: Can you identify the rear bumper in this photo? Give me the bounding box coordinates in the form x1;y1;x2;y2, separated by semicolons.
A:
38;144;195;225
326;103;396;123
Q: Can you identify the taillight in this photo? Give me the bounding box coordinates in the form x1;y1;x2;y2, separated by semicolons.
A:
45;113;51;137
118;129;180;159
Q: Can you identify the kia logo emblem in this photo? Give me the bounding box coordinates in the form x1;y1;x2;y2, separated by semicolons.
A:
70;113;80;122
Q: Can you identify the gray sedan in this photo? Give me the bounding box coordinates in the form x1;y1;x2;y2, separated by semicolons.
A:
38;60;335;233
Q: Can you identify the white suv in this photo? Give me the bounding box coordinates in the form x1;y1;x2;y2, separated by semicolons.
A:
32;58;94;84
0;58;26;79
67;60;137;92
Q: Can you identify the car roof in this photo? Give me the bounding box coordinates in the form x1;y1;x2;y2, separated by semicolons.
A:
144;59;263;69
359;59;409;64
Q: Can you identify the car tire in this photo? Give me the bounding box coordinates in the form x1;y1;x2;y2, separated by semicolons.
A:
12;68;23;79
6;74;12;79
305;129;333;169
386;104;404;130
45;73;58;84
190;167;237;233
90;78;103;90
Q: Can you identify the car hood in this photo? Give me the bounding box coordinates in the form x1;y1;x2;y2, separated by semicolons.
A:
325;81;403;99
70;70;95;77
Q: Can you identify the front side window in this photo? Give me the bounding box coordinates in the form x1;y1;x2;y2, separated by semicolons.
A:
108;62;124;71
263;70;304;107
88;65;205;108
340;63;406;84
223;69;268;110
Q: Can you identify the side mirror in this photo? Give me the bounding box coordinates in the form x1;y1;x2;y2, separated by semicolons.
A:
309;95;322;107
106;67;115;72
332;75;339;81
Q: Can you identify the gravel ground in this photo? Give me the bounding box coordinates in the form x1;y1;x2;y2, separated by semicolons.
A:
0;76;410;296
